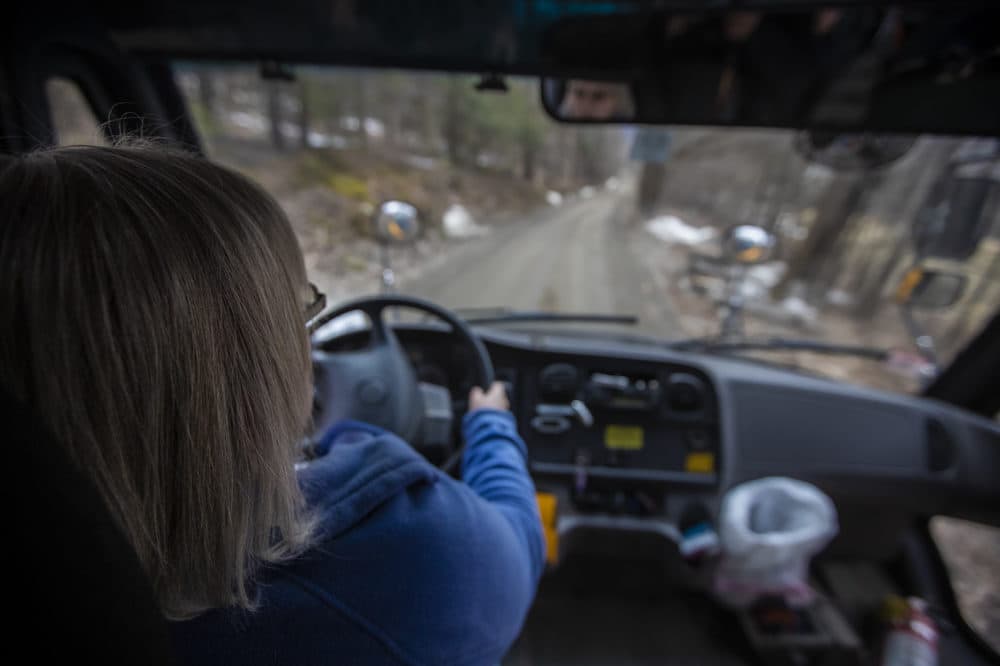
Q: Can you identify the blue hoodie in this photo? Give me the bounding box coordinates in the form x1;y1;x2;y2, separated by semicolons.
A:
171;409;545;666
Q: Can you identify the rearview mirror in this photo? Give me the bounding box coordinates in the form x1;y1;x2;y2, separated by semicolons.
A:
540;6;1000;136
895;267;967;309
373;200;419;245
723;225;777;265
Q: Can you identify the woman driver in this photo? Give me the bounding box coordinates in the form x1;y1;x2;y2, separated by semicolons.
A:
0;146;544;665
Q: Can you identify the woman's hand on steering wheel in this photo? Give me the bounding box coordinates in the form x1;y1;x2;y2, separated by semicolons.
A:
469;383;510;413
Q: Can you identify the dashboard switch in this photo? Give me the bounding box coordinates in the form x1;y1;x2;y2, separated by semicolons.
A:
537;401;593;427
571;400;594;427
531;415;571;435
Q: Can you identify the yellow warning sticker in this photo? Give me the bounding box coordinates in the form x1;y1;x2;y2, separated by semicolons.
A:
536;493;559;565
604;425;644;450
685;452;716;473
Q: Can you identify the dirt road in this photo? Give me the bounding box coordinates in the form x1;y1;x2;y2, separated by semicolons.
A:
399;187;681;336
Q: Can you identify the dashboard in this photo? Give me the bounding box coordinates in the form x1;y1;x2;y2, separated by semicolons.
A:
317;322;1000;561
409;332;721;480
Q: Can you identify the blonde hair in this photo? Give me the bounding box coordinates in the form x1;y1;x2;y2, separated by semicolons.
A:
0;145;315;619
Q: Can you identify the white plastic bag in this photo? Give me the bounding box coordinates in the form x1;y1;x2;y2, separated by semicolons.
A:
713;477;838;608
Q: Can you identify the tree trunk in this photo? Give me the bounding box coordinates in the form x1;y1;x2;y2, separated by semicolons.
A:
853;230;911;317
266;81;285;151
196;70;216;118
773;173;866;300
353;73;368;152
637;162;667;217
522;135;536;182
298;78;311;149
560;128;574;187
444;78;464;166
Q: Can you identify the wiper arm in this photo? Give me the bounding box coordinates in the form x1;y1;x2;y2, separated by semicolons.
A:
455;307;638;326
669;337;889;361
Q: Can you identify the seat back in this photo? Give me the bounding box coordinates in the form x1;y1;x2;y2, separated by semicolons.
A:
4;389;173;664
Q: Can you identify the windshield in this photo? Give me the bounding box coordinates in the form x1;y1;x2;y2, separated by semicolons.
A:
164;63;1000;394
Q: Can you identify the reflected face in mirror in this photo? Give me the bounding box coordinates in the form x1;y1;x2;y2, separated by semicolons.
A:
558;80;635;121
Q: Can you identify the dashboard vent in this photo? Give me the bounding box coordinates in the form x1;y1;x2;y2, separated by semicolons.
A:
538;363;580;401
667;373;708;412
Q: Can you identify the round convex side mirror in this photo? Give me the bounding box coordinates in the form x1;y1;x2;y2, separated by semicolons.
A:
373;200;420;244
724;224;777;265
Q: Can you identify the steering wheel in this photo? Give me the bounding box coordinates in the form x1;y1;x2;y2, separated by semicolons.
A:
310;294;495;446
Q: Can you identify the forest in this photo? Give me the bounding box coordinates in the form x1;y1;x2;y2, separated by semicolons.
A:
48;64;1000;379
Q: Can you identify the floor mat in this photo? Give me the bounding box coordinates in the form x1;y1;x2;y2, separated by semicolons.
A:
504;558;751;666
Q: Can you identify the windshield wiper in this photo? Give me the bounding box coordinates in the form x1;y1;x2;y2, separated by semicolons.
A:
668;337;890;361
455;307;639;326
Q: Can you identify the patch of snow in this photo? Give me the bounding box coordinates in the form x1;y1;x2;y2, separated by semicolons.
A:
476;152;502;168
736;278;771;302
745;262;786;289
579;186;596;199
229;111;266;132
363;117;384;138
826;289;855;307
776;211;809;241
546;190;563;206
803;163;834;183
307;131;347;149
340;116;385;138
732;263;786;302
442;204;490;239
403;154;438;171
778;296;819;325
645;215;717;246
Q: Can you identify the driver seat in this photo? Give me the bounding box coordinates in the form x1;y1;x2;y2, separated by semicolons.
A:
3;388;174;664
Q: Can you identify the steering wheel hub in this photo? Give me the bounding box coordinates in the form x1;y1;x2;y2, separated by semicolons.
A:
310;294;495;446
357;378;388;405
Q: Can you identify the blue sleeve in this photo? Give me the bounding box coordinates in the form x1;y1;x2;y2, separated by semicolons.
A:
290;415;545;664
461;409;546;584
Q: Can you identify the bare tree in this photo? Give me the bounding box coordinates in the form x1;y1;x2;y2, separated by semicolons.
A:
774;173;867;300
443;78;465;166
298;78;311;149
353;72;368;152
196;70;216;121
